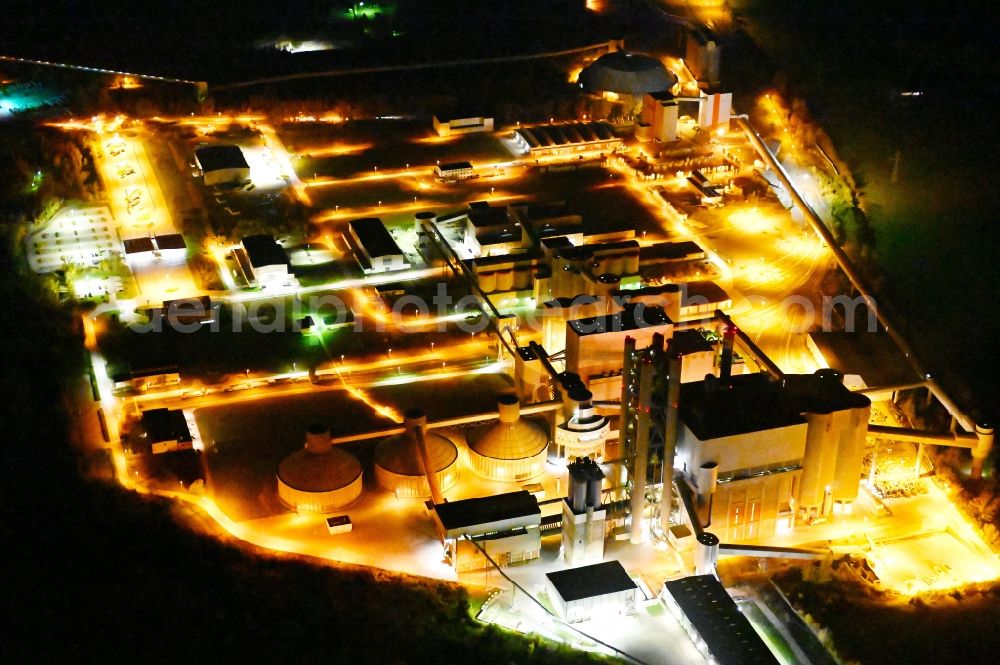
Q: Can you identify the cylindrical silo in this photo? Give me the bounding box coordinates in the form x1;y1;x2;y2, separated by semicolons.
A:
572;468;587;511
466;395;548;481
607;253;625;276
414;210;436;233
478;271;497;293
304;423;332;454
833;402;871;503
375;413;459;499
973;422;995;480
800;411;838;513
586;469;603;509
276;446;363;513
624;250;639;274
513;266;531;290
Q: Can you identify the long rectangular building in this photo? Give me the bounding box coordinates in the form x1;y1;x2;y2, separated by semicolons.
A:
347;218;410;273
433;491;541;572
511;122;621;157
663;575;778;665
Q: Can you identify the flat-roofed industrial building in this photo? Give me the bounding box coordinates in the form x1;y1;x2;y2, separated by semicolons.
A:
432;115;494;137
238;235;291;289
433;490;541;572
347;218;410;273
194;145;250;186
662;574;778;665
545;560;638;622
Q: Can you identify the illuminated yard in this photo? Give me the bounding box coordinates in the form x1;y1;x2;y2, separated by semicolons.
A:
866;530;1000;595
195;374;514;520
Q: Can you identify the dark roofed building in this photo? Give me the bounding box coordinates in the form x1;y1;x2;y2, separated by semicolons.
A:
154;233;186;251
194;145;249;171
512;122;621;157
433;491;542;572
639;240;706;263
568;303;672;337
347;218;409;273
684;280;730;304
780;370;872;413
135;408;193;455
680;371;870;442
663;575;778;665
434;490;540;536
670;328;714;356
123;237;155;255
679;373;807;441
239;235;290;288
579;51;677;96
194;145;250;186
545;560;639;622
241;234;288;268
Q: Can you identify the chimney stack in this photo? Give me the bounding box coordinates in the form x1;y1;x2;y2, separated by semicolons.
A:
720;323;737;382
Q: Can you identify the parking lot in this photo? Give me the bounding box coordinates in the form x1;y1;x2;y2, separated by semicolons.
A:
25;205;117;273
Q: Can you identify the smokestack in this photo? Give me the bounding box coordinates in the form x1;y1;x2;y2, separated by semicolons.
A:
660;350;682;535
695;461;718;528
586;464;603;509
405;409;444;506
630;357;654;544
651;332;664;354
567;457;604;512
720;323;737;382
620;337;638;504
972;422;995;480
695;532;720;576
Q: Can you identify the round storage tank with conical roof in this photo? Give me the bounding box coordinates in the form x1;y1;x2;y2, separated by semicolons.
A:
579;51;677;96
466;395;548;482
277;444;363;514
375;423;459;498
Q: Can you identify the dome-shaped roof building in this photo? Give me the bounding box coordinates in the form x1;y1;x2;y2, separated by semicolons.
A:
277;425;363;513
579;51;677;96
467;395;548;482
375;411;459;498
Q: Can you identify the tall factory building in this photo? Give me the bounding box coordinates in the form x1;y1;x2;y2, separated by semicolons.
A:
562;457;608;565
674;369;872;541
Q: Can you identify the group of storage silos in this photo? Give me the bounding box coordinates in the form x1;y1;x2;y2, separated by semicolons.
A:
275;395;550;514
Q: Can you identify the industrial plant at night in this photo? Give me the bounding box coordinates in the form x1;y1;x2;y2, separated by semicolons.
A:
4;2;999;664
